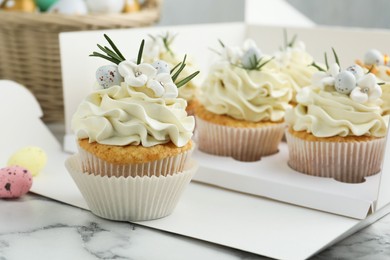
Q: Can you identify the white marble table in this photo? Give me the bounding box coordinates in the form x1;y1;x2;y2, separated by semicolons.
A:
0;193;389;260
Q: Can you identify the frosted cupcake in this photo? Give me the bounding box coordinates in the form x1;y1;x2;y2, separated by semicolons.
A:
268;32;318;103
66;35;199;221
143;32;200;115
356;49;390;115
286;56;389;183
196;39;293;161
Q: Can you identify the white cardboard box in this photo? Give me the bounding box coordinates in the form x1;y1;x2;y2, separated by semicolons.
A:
61;23;390;220
1;79;389;260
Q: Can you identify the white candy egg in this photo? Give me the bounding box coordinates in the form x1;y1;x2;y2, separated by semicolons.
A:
335;71;357;94
364;49;383;66
96;65;123;89
152;60;170;74
48;0;87;15
346;64;364;79
241;47;262;69
85;0;125;14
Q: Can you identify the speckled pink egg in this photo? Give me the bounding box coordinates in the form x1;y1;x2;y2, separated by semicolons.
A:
0;166;33;198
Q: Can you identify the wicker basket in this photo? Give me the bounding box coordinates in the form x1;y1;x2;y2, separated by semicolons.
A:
0;0;161;123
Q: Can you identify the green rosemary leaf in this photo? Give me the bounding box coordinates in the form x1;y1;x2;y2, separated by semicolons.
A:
176;71;200;88
89;52;120;64
283;28;288;49
209;47;222;56
137;39;145;65
367;65;375;74
96;44;123;62
170;62;182;74
378;82;385;85
218;39;225;48
256;57;274;70
172;55;187;82
310;62;326;72
148;34;156;41
288;34;297;47
332;47;340;67
104;34;126;61
324;52;329;70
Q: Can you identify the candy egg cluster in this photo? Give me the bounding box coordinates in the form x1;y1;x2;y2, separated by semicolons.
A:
0;146;47;199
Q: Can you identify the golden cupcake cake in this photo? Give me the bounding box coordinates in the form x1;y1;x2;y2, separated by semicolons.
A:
65;35;199;221
142;32;200;115
356;49;390;115
196;39;293;161
286;52;389;183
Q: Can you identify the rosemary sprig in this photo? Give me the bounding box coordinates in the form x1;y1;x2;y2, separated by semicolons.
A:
89;34;126;65
218;39;225;48
332;47;340;67
137;40;145;65
309;62;326;72
324;53;329;70
170;54;200;88
283;29;297;50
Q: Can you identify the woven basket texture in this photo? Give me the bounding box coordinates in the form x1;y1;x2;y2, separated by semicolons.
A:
0;0;161;122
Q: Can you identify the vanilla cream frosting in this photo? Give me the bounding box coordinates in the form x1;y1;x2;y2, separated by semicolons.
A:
380;82;390;115
269;42;318;101
72;83;195;147
286;86;389;137
200;62;293;122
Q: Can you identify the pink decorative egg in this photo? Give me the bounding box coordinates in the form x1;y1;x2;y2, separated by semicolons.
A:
0;166;33;198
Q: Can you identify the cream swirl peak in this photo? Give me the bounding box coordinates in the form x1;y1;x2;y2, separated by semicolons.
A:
73;34;199;147
201;39;293;122
286;52;388;137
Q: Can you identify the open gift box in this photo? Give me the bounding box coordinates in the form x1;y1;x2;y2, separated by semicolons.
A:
1;21;389;260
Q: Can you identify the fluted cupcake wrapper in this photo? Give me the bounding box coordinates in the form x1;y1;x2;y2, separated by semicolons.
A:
285;131;386;183
65;155;197;222
78;145;194;178
195;117;286;162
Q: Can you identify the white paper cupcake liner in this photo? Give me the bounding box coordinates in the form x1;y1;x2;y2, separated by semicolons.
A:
65;155;198;222
286;131;386;183
195;117;286;161
78;145;194;178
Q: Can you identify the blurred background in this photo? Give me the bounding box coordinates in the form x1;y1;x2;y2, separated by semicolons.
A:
159;0;390;29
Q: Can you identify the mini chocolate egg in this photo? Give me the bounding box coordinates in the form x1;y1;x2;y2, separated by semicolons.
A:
241;47;262;69
346;64;364;79
364;49;383;66
335;71;357;94
47;0;87;15
96;65;123;89
34;0;58;12
85;0;124;14
152;60;170;74
123;0;140;13
0;166;32;198
7;146;47;177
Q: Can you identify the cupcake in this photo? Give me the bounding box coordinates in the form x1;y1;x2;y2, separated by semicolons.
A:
143;32;200;115
286;55;389;183
65;35;199;221
356;49;390;115
196;39;293;161
268;32;318;103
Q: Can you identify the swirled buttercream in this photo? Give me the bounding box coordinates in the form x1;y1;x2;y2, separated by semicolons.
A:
72;83;195;147
200;62;293;122
285;86;389;137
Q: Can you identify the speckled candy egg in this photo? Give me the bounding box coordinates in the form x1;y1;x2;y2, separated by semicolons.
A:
96;65;123;89
0;166;32;198
7;146;47;177
364;49;383;66
346;64;364;79
241;47;262;69
335;71;357;94
152;60;170;74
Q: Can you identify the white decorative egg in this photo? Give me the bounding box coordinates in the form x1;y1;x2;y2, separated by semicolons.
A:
85;0;125;14
335;71;357;94
152;60;170;74
241;47;262;69
364;49;383;66
96;65;123;89
48;0;87;15
346;64;364;79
